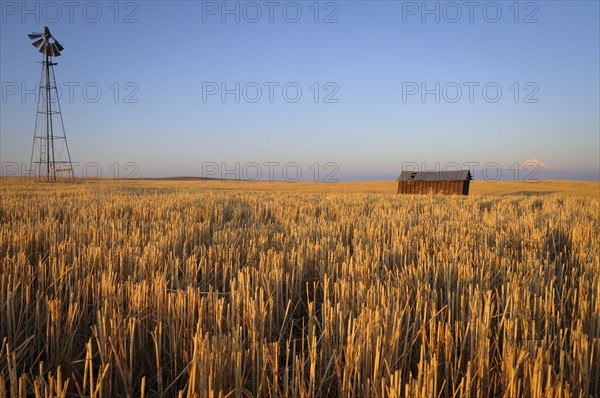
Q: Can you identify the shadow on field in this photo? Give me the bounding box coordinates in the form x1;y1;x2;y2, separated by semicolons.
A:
509;191;557;196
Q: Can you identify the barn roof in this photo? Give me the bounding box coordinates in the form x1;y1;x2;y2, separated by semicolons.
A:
397;170;472;181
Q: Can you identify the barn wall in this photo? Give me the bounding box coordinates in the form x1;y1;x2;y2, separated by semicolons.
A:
462;180;470;195
397;180;470;195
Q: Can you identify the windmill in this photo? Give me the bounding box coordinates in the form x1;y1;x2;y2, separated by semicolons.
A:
28;26;74;181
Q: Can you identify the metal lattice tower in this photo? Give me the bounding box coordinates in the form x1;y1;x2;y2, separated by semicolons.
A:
28;26;74;181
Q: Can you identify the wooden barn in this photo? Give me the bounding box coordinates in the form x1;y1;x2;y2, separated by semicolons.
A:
397;170;472;195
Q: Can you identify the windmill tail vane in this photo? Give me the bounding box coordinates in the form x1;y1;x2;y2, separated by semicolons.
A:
28;26;74;181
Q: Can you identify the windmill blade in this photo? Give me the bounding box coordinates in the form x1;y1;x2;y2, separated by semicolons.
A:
28;33;42;40
51;42;62;57
44;26;51;37
40;41;54;56
54;41;64;52
32;38;45;48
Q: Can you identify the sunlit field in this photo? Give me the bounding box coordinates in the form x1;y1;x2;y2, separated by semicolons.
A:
1;179;599;397
124;178;600;197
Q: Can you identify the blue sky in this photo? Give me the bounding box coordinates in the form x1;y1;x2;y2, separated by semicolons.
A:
1;0;599;181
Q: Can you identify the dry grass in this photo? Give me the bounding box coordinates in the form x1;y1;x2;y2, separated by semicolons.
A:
0;179;599;397
121;178;599;198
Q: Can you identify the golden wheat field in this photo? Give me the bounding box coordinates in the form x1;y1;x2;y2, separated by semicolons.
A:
1;179;599;397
